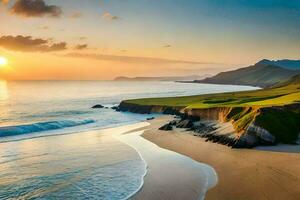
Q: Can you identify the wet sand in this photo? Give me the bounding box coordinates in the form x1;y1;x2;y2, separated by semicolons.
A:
141;116;300;200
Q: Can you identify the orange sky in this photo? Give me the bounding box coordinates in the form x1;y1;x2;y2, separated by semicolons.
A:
0;0;299;80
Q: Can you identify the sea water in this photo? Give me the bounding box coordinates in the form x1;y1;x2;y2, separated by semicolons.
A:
0;80;258;199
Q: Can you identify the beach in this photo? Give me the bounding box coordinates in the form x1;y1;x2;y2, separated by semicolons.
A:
139;116;300;200
116;123;217;200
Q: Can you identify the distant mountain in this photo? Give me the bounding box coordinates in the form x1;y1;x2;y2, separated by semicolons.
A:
114;75;210;81
273;74;300;88
256;59;300;70
195;61;300;88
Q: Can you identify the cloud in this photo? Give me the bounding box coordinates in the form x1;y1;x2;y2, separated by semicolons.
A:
163;45;172;48
10;0;62;17
102;12;119;21
63;52;213;65
1;0;9;5
78;37;87;40
70;11;83;19
0;35;67;52
75;44;88;50
39;25;49;30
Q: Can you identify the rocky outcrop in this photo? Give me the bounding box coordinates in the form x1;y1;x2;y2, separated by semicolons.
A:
246;124;275;144
159;118;195;131
159;123;173;131
176;119;194;129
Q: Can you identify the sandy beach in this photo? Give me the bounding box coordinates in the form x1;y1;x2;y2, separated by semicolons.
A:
138;116;300;200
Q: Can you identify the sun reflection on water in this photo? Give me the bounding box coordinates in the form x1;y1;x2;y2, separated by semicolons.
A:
0;80;8;101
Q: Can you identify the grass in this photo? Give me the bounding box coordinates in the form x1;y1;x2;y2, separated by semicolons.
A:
125;83;300;109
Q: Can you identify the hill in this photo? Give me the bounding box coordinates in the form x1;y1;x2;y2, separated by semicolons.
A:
114;75;209;81
273;74;300;88
195;62;300;88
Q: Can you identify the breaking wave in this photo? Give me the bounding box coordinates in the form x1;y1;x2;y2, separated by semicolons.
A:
0;119;95;137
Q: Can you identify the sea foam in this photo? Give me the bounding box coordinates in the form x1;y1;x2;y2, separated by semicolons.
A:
0;119;95;137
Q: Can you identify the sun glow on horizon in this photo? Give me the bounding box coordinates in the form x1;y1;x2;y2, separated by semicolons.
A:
0;56;8;67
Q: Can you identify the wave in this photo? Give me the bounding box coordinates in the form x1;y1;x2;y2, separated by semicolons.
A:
0;119;95;137
25;110;93;119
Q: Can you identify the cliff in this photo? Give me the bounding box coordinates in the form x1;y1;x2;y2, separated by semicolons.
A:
118;102;300;148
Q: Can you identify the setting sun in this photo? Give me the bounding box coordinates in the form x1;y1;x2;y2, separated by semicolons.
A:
0;56;8;66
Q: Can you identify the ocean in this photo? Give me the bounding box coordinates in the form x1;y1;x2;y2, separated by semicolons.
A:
0;80;258;199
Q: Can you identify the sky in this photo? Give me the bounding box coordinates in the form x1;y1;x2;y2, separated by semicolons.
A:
0;0;300;80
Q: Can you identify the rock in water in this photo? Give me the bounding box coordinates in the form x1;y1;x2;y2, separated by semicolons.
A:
92;104;104;109
147;117;155;120
111;106;121;111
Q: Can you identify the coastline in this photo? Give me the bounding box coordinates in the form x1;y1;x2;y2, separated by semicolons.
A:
141;116;300;200
117;74;300;148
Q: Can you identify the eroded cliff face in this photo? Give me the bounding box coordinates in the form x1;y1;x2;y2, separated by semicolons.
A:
118;101;300;148
184;106;276;147
184;107;228;121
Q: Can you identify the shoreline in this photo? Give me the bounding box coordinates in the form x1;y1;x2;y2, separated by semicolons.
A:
117;121;217;200
105;122;150;200
141;116;300;200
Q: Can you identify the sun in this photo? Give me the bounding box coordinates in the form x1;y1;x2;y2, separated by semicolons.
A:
0;56;8;67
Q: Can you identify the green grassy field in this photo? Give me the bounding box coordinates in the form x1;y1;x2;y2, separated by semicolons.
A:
125;75;300;109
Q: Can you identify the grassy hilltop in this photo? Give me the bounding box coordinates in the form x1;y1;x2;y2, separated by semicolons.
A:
121;74;300;144
126;74;300;109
